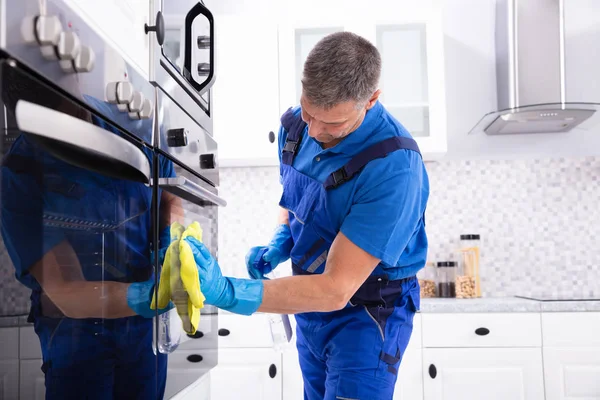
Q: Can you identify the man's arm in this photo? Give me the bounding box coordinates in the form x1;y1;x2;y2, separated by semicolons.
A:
29;240;136;319
277;207;289;226
257;231;379;313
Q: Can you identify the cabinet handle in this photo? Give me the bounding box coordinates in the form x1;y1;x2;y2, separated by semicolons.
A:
187;354;203;363
269;364;277;378
475;327;490;336
268;131;275;143
187;331;204;339
428;364;437;379
218;328;230;337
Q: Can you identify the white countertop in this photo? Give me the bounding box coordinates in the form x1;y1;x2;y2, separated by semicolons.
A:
420;297;600;313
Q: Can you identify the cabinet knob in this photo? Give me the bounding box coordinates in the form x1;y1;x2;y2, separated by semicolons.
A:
145;11;165;46
268;131;275;143
218;328;230;337
187;354;203;363
475;327;490;336
269;364;277;378
428;364;437;379
187;331;204;339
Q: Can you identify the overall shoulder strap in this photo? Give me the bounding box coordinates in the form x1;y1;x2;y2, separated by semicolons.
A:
323;136;421;190
280;107;307;166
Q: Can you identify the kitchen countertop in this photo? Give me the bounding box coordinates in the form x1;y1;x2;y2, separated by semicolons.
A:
1;298;599;327
420;297;600;313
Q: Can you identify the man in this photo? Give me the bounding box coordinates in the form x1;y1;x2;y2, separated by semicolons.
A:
0;68;177;399
184;31;429;399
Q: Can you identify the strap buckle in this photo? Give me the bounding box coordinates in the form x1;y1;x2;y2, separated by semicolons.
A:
332;168;348;186
283;139;299;153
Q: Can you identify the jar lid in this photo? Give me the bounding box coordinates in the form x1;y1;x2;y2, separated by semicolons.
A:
460;234;480;240
437;261;457;267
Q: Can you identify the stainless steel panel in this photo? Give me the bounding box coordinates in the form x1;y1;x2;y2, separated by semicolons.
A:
157;87;219;186
2;0;156;146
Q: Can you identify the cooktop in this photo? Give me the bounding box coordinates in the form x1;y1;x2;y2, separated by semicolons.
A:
516;295;600;302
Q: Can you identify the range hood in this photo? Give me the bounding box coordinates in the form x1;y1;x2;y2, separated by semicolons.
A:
470;0;599;135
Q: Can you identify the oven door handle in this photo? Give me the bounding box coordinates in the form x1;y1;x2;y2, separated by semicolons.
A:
158;176;227;207
183;1;215;95
15;100;151;183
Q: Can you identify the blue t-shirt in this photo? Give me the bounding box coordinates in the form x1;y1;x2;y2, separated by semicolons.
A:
278;101;429;279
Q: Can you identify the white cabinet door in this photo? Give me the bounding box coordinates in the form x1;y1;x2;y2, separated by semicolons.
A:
543;347;600;400
210;348;282;400
63;0;150;77
277;1;446;160
0;360;19;400
212;16;281;167
395;344;424;400
282;349;304;400
19;360;46;400
422;348;545;400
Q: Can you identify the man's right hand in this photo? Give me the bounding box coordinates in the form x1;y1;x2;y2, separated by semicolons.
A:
245;224;294;279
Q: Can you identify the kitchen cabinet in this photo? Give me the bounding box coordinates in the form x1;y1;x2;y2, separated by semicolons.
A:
277;0;447;160
542;312;600;400
62;0;151;78
210;349;282;400
543;347;600;400
0;360;19;400
422;348;545;400
19;359;45;400
212;16;281;167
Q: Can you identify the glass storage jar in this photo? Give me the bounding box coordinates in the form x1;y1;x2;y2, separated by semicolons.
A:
437;261;457;298
418;262;437;298
456;234;481;298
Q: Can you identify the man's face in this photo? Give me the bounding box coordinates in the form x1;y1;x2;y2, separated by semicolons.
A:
300;96;367;145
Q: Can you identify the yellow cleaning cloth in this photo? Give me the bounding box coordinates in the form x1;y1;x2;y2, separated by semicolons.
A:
151;221;206;334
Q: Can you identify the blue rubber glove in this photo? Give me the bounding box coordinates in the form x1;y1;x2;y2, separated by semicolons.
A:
245;224;293;280
127;278;174;318
185;237;263;316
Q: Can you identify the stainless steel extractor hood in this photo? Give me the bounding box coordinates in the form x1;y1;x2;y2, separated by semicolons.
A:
470;0;600;135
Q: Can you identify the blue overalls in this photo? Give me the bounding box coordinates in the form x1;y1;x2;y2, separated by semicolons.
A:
0;98;172;399
278;103;427;400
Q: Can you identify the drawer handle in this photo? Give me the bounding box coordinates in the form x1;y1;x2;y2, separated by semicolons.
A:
187;331;204;339
218;328;230;337
187;354;203;363
428;364;437;379
269;364;277;378
475;327;490;336
268;131;275;143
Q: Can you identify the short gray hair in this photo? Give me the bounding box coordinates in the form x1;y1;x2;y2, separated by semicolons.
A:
301;31;381;109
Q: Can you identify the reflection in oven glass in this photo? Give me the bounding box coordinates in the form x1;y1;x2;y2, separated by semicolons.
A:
0;68;172;398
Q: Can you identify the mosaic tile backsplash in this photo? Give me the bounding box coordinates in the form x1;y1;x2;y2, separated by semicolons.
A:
218;156;600;298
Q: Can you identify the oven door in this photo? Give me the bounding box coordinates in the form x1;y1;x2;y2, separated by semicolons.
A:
150;0;215;134
0;58;177;398
157;156;224;399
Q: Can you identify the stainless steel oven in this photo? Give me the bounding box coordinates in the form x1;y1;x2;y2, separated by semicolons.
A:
0;0;223;399
148;0;215;137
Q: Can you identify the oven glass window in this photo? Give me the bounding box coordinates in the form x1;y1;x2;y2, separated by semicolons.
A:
0;60;167;398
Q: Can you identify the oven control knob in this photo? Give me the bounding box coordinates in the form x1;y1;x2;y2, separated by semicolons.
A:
138;98;153;120
21;15;62;46
200;153;216;170
74;45;95;73
56;31;82;69
127;91;144;117
106;81;134;108
167;128;189;147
